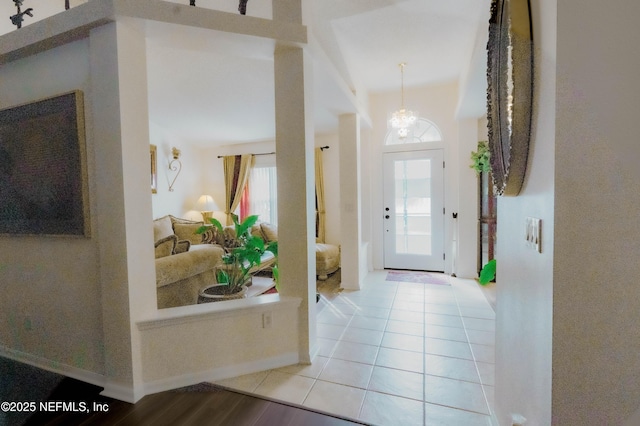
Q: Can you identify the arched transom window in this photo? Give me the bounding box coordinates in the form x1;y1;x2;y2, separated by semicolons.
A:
385;118;442;146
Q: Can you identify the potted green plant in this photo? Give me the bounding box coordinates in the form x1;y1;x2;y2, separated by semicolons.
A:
196;214;278;301
470;141;491;174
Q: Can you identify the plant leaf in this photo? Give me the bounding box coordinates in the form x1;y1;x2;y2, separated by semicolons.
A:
236;215;259;237
217;269;230;284
479;259;496;285
208;218;224;233
266;241;278;256
195;225;209;235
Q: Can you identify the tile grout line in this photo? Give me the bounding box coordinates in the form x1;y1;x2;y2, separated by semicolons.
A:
356;274;399;424
451;276;494;417
302;296;358;409
221;272;495;424
422;278;429;426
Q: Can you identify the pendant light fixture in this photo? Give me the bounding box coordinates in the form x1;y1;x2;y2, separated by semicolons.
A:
388;63;417;139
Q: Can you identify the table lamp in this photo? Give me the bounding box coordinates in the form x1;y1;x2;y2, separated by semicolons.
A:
196;195;219;222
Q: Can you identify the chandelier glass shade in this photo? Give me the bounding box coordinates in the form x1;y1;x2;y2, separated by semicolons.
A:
388;63;417;139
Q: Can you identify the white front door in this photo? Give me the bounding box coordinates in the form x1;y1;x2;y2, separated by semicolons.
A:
383;149;445;271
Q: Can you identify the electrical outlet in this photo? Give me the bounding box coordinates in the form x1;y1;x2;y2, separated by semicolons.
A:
262;312;272;329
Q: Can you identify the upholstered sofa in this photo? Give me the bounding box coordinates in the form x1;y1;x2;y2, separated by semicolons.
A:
194;219;340;279
255;222;340;280
153;215;278;308
153;215;226;309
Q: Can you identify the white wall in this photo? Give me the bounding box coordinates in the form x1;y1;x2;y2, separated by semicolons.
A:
138;298;301;390
495;0;552;425
0;40;105;375
553;0;640;423
150;122;211;221
497;0;640;423
494;0;555;423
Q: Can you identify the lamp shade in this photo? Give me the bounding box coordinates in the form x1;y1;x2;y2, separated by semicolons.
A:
196;195;219;212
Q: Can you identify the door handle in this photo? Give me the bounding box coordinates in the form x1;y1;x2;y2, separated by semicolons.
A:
385;215;390;219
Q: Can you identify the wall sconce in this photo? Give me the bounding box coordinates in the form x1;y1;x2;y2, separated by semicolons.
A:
196;195;220;221
168;147;182;192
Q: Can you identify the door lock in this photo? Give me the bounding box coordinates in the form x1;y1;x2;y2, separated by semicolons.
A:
385;215;390;219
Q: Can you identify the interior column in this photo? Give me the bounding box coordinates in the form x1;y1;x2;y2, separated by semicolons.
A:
90;19;154;402
273;44;317;363
339;113;364;290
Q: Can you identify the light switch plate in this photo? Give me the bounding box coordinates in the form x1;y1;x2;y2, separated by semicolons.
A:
525;217;542;253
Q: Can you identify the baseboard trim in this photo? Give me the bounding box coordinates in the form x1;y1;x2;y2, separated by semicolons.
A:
100;380;141;403
0;345;106;389
0;345;146;403
143;352;299;395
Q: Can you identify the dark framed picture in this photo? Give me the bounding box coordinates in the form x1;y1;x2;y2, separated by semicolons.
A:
0;91;90;236
150;144;158;194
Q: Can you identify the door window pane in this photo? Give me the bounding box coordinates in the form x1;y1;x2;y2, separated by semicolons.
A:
393;159;432;255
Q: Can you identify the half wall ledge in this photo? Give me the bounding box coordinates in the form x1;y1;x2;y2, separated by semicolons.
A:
137;294;301;330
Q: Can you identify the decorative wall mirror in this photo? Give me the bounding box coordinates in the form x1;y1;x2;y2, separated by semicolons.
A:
487;0;533;196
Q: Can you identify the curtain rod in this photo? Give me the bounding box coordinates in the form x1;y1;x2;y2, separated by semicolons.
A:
217;146;329;159
217;152;274;158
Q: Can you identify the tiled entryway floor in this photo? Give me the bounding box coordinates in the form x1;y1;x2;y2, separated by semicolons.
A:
214;270;495;426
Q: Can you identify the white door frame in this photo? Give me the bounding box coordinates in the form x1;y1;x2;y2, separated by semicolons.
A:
383;149;445;271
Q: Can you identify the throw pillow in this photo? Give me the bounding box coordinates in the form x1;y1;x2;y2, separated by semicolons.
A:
170;215;202;226
173;222;205;245
174;239;191;254
251;223;265;242
201;226;225;246
260;223;278;242
153;215;174;243
223;226;241;248
154;234;177;258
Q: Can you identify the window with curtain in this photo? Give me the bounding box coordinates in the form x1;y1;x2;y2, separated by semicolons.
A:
247;166;278;225
239;153;278;225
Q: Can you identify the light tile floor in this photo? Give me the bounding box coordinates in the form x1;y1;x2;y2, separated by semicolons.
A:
214;270;496;426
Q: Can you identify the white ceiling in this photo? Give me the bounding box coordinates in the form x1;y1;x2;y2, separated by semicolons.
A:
145;0;491;146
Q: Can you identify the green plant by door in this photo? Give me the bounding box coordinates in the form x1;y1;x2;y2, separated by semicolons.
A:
479;259;496;285
470;141;491;174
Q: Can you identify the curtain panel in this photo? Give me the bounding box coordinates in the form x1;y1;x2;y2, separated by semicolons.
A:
315;147;326;243
223;154;254;225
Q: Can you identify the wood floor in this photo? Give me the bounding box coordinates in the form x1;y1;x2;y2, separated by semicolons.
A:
18;377;367;426
0;356;365;426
